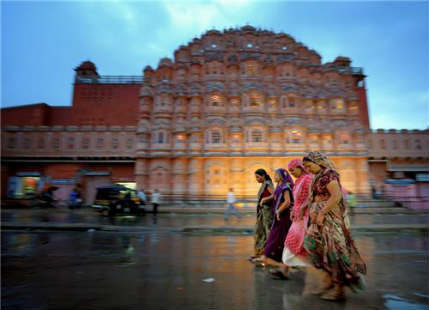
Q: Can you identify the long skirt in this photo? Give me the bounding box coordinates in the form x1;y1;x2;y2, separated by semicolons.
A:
254;205;273;255
282;217;309;267
303;201;366;288
263;209;291;261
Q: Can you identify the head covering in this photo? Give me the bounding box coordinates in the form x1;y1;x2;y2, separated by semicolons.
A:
272;168;294;217
303;151;337;171
275;168;294;190
288;158;307;173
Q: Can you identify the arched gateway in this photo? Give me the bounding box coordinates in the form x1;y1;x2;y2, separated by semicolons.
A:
135;25;370;199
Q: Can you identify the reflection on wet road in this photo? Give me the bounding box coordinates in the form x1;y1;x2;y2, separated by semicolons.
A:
2;229;428;310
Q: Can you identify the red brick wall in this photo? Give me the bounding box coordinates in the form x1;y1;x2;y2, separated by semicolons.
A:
2;83;140;127
1;104;51;126
71;84;140;126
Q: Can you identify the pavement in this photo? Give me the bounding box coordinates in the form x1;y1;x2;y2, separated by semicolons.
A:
2;204;429;310
2;229;428;310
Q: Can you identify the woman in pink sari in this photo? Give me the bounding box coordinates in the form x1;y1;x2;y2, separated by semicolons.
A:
282;159;313;269
269;159;312;279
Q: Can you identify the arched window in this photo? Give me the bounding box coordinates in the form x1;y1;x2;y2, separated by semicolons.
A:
211;130;221;144
208;94;225;108
245;61;258;76
158;132;164;144
251;129;263;143
289;129;303;144
340;134;350;145
248;91;263;107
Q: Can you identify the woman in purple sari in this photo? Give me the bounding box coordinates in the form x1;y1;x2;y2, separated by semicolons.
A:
262;168;294;269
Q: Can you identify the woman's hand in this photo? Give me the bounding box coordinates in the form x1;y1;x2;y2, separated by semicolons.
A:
316;211;326;226
276;209;281;221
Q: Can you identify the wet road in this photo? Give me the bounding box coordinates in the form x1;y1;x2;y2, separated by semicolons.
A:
2;208;429;228
2;229;428;310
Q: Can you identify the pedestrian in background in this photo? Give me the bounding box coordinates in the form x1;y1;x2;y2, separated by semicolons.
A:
151;189;161;215
224;188;242;220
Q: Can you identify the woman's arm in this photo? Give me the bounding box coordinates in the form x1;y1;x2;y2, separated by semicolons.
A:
260;184;274;205
276;190;291;220
316;180;342;225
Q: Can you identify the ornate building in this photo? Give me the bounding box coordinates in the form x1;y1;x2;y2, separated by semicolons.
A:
135;26;370;198
6;26;425;203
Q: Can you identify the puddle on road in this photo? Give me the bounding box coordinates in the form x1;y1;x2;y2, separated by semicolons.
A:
384;294;428;310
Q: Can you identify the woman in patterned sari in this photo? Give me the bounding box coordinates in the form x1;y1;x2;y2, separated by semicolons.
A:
249;169;274;263
302;151;366;301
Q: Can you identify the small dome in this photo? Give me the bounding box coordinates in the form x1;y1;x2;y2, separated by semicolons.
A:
241;25;256;32
158;57;173;67
76;61;96;70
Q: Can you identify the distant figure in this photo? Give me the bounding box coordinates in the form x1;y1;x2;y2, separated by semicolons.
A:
69;186;83;209
151;189;161;215
371;186;377;199
137;188;147;205
224;188;242;220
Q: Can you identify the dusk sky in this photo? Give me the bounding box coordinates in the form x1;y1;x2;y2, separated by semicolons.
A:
2;0;428;130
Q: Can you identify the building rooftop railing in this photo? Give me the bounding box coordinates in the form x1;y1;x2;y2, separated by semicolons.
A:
75;75;143;84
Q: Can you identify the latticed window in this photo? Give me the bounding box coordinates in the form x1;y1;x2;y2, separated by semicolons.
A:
52;137;60;150
23;137;32;149
111;137;119;149
211;131;221;144
82;137;90;149
67;137;75;149
249;91;262;107
8;137;17;149
126;137;134;149
158;132;165;144
96;137;104;149
208;94;225;107
251;130;263;143
37;137;45;149
246;62;258;76
289;129;302;144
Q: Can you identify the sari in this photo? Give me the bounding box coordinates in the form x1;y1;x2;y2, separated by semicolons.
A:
304;166;366;288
